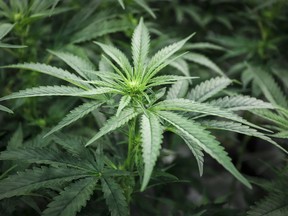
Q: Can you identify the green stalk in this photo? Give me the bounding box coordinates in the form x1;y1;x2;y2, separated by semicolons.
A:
125;118;137;170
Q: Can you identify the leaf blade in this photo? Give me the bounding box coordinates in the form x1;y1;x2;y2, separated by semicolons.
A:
132;18;150;78
157;110;252;189
140;112;163;191
85;108;139;146
42;177;98;216
101;177;128;216
45;101;103;137
0;167;90;200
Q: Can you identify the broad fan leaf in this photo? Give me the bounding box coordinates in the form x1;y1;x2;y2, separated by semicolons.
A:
45;101;103;137
101;177;128;216
184;53;225;76
0;147;96;171
0;86;116;101
0;104;13;113
247;193;288;216
2;63;92;89
208;95;274;111
0;167;90;199
200;120;287;153
0;86;85;101
156;110;252;188
140;112;163;191
153;98;268;132
132;18;150;77
170;127;204;176
42;177;98;216
187;76;232;102
48;50;95;80
85;108;140;146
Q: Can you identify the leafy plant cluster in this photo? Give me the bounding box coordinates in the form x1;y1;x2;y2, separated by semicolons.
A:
0;0;287;215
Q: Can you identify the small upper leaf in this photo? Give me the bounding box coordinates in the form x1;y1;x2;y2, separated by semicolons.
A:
132;18;150;78
45;101;103;137
85;108;139;146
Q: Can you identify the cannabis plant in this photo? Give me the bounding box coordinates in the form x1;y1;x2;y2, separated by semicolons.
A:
0;18;287;215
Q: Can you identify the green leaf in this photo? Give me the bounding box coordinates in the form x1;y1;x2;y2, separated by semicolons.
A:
147;75;196;88
48;50;95;80
42;177;98;216
134;0;156;19
184;53;225;76
140;112;163;191
116;95;131;116
101;177;128;216
247;193;288;216
0;86;83;101
166;80;189;99
45;101;103;137
0;167;90;199
249;66;288;108
272;131;288;139
184;42;225;51
95;42;133;78
154;98;268;132
200;120;287;153
118;0;125;9
2;63;92;89
170;127;204;176
252;109;288;130
168;58;190;77
7;125;23;150
156;111;252;188
145;34;194;79
64;1;100;33
187;77;232;102
52;133;88;155
0;86;116;101
132;18;150;78
209;95;274;111
85;108;139;146
0;23;13;40
0;147;97;171
0;42;26;48
72;19;130;43
0;104;13;113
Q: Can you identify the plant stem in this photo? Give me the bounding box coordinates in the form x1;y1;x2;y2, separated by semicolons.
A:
125;118;137;170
